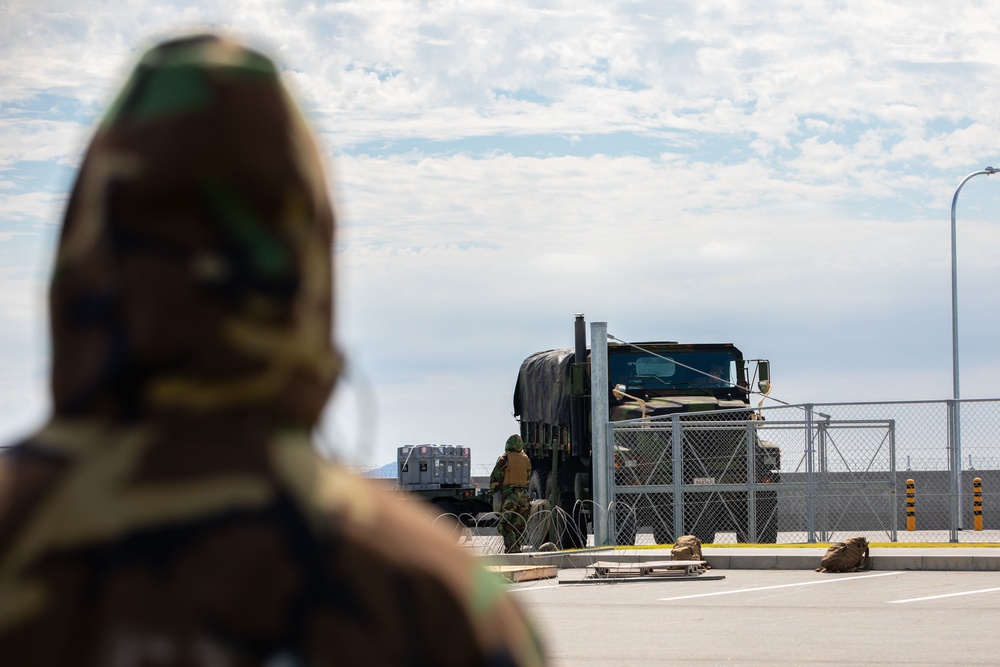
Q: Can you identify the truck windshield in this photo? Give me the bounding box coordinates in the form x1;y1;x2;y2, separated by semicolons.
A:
609;350;738;391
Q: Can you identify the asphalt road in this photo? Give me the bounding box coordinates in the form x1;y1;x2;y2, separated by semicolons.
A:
510;568;1000;666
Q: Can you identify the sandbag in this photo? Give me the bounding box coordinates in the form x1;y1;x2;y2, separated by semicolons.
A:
817;536;870;572
671;535;707;566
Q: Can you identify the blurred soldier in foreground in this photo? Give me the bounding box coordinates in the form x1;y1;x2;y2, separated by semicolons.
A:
0;34;544;666
490;435;532;553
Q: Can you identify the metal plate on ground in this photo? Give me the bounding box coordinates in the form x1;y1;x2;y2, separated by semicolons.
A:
589;560;723;580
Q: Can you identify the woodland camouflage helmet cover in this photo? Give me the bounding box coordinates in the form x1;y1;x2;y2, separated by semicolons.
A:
50;33;339;426
505;434;525;452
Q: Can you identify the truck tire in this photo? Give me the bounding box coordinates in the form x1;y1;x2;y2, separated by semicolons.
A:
529;469;548;502
543;472;586;550
432;498;461;520
562;508;587;550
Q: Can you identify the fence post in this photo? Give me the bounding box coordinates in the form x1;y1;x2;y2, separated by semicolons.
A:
672;414;684;538
889;420;898;543
805;404;816;543
590;321;610;546
956;403;964;531
817;420;828;542
745;421;757;543
946;400;960;543
906;479;916;531
974;477;983;531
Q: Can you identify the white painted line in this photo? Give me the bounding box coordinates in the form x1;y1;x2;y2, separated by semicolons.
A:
887;587;1000;604
658;571;905;601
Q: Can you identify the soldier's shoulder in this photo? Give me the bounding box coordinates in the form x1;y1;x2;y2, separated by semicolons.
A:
305;464;545;665
0;437;73;531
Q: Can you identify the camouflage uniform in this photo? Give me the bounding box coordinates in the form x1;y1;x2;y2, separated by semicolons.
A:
490;435;532;553
0;34;545;667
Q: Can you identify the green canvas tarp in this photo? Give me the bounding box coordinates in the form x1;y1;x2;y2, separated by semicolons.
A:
512;348;578;427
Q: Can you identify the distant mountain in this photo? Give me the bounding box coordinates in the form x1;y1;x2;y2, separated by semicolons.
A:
358;462;397;479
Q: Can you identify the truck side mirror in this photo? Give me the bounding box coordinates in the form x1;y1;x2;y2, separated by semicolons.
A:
758;360;771;394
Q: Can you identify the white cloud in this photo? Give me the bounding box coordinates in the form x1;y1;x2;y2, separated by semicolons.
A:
0;191;67;225
4;0;1000;465
0;120;89;169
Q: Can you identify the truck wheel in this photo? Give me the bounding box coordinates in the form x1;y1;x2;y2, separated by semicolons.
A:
541;473;586;550
529;469;549;502
432;499;461;520
564;508;587;550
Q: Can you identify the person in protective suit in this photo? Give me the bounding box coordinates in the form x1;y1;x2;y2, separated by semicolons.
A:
0;34;544;667
490;435;532;553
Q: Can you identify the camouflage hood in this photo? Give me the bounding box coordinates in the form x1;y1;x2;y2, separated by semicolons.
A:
505;434;524;452
0;37;546;667
49;34;339;429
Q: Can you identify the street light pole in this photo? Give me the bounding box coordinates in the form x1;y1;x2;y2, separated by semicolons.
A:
949;166;997;535
951;167;998;401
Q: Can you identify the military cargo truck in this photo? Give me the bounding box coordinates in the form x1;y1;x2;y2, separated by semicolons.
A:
397;444;492;523
512;315;780;547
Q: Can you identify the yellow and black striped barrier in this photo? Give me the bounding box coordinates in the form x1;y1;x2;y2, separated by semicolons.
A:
974;477;983;532
906;478;915;531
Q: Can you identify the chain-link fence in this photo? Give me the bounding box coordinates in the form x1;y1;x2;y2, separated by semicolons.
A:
599;399;1000;544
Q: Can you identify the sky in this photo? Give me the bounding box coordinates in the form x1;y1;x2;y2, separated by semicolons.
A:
2;0;1000;471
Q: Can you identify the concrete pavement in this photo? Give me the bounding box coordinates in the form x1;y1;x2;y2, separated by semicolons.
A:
480;544;1000;571
511;568;1000;666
